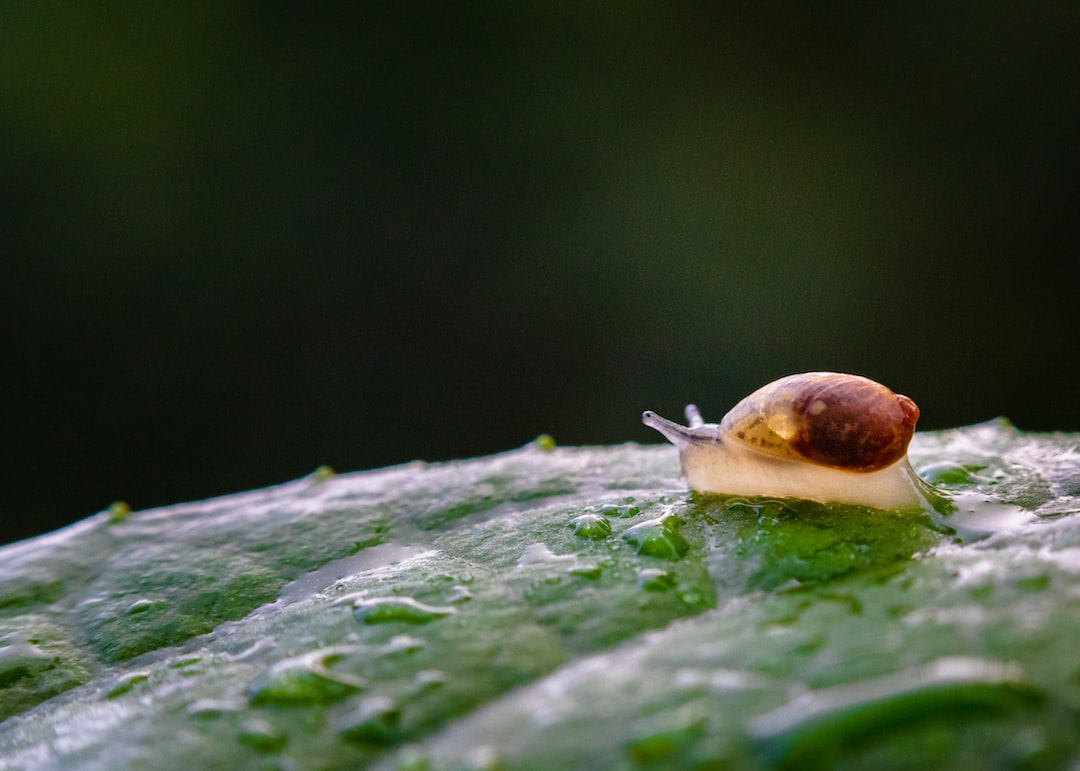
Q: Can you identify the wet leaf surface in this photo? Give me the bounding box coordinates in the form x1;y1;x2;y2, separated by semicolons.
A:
2;421;1080;769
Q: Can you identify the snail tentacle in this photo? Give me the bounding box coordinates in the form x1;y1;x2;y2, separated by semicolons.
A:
642;410;718;449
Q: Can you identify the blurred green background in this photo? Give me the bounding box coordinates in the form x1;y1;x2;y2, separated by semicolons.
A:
2;4;1077;545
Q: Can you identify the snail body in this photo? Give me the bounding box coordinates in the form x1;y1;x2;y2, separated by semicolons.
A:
642;372;930;510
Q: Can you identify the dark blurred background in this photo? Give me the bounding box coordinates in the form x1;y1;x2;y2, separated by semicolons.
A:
2;4;1078;546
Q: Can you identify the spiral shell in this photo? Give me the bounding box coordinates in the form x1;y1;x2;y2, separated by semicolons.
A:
720;372;920;472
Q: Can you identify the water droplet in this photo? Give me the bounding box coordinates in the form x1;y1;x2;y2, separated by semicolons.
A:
516;543;575;567
352;597;457;625
336;695;401;746
939;493;1035;540
621;516;690;561
380;635;425;656
187;698;245;718
918;461;977;486
169;654;205;677
447;585;473;603
0;640;52;681
569;513;612;540
331;591;369;607
411;669;447;695
124;599;156;615
106;669;151;699
248;647;366;705
637;568;677;592
228;637;277;662
238;717;288;753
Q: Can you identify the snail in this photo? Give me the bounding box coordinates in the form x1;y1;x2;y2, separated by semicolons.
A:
642;372;934;510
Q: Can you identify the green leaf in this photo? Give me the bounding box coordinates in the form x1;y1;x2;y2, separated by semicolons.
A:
2;420;1079;769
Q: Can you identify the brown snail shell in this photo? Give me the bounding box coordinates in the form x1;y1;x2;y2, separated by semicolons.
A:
720;372;920;472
